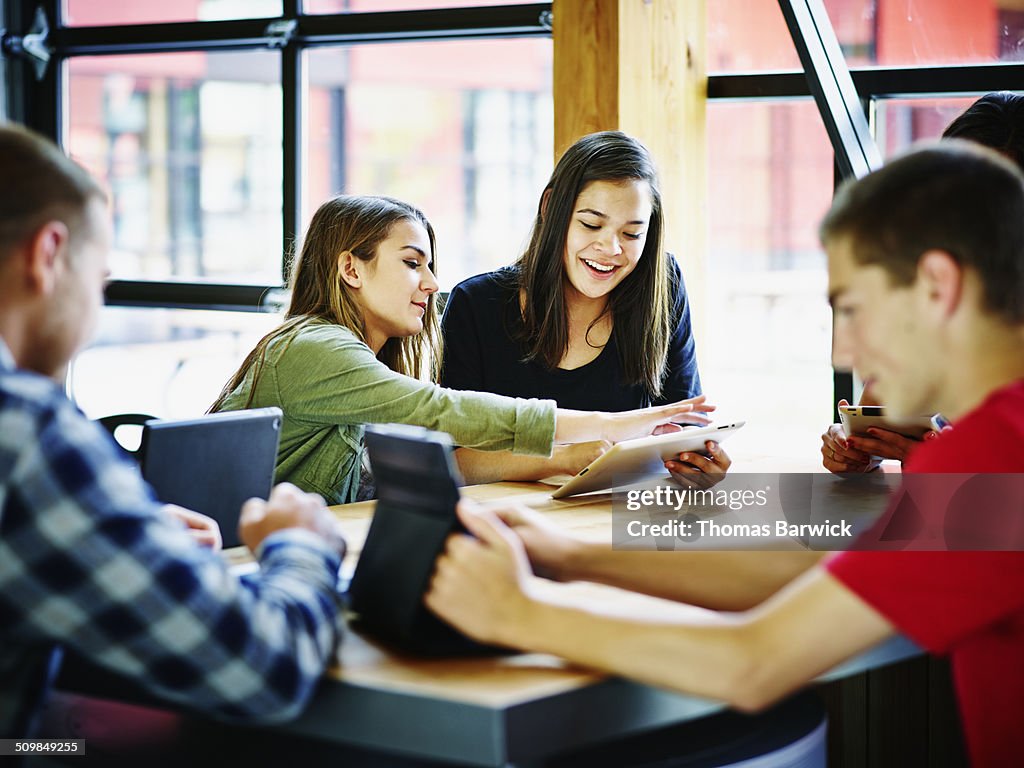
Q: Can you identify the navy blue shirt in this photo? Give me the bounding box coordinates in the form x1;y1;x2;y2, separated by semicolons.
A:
440;259;701;412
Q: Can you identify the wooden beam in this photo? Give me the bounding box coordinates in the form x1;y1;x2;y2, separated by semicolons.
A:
552;1;619;157
553;0;708;334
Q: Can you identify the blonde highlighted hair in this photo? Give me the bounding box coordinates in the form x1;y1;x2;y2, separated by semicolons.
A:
211;195;441;411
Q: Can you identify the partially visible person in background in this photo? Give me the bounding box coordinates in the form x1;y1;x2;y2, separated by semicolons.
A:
944;90;1024;167
822;91;1024;473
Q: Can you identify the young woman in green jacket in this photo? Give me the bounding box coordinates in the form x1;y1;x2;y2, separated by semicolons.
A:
211;195;711;505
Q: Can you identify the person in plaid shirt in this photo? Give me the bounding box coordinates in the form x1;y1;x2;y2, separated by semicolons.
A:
0;123;347;728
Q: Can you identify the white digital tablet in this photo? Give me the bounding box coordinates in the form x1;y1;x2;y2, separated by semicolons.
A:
548;421;745;499
838;405;938;440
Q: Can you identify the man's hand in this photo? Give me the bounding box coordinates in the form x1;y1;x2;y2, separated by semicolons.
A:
485;502;581;581
425;501;535;646
239;483;346;558
665;440;732;490
162;504;223;551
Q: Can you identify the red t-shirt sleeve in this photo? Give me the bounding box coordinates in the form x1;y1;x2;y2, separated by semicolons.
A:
826;550;1024;653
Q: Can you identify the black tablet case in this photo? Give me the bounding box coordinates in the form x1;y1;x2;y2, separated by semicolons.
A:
139;408;282;548
347;424;506;656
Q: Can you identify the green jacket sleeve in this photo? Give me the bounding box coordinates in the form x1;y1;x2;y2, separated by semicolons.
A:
272;325;555;456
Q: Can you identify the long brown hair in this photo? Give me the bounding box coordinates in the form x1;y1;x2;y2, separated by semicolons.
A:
513;131;671;397
211;195;441;411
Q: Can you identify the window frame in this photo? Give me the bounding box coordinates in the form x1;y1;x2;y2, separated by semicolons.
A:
4;0;1024;411
3;0;555;307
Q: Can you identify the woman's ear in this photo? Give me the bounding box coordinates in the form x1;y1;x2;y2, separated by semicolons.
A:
539;187;552;221
338;250;362;288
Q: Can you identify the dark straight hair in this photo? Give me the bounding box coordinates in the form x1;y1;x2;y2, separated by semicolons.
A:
942;91;1024;171
820;141;1024;324
513;131;671;398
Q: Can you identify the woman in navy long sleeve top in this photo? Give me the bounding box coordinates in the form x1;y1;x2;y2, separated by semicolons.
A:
441;131;730;485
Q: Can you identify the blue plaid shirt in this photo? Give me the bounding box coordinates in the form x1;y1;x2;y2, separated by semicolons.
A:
0;339;345;723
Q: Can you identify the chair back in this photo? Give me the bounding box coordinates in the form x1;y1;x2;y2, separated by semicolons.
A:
98;413;158;458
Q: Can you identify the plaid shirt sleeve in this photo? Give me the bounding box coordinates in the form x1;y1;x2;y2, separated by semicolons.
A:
0;372;345;724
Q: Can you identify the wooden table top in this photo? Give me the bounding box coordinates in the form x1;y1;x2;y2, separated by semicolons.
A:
275;475;917;766
326;482;637;707
331;481;612;564
321;469;897;707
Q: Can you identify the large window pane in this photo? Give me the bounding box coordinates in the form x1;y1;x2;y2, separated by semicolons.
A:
306;38;552;290
704;101;835;462
826;0;1024;66
712;0;1024;73
64;0;281;26
70;308;280;422
67;52;283;284
708;0;800;73
64;0;281;25
874;96;990;158
305;0;539;12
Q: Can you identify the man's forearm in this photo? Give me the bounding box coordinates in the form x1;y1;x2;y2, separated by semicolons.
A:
563;544;826;611
506;589;767;709
500;566;893;712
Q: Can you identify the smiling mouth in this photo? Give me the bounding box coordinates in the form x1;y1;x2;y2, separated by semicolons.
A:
412;302;427;313
581;258;618;275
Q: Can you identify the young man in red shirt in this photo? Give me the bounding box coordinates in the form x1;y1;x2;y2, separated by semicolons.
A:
426;142;1024;766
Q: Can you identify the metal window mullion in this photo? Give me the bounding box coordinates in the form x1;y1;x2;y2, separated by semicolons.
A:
708;63;1024;102
282;40;301;283
851;63;1024;98
51;18;284;56
49;5;553;57
103;280;281;312
707;71;810;100
830;157;854;417
778;0;881;180
6;0;60;139
272;3;552;45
